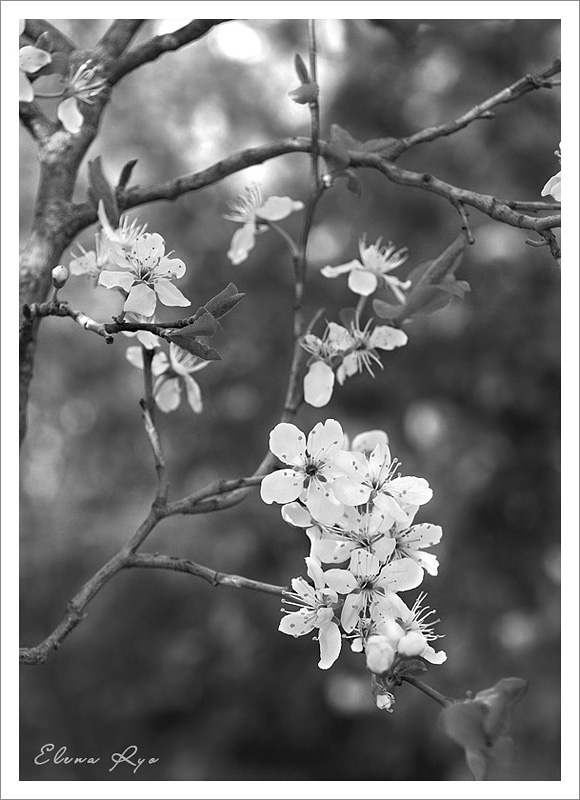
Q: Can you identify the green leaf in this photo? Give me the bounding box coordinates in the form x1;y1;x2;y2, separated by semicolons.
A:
117;159;138;192
373;298;405;320
87;157;119;228
360;136;398;155
323;124;352;174
288;82;319;105
178;310;219;338
203;283;245;319
294;53;310;84
393;658;428;678
345;169;363;198
338;307;357;328
165;334;221;361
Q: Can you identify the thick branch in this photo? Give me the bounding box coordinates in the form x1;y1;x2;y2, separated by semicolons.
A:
389;58;561;159
126;553;287;597
23;19;76;53
96;19;145;58
109;20;230;85
19;102;59;142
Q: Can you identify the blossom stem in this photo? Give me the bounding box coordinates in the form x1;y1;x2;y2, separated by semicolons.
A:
355;295;368;324
307;19;320;188
267;221;300;260
402;675;452;707
32;90;66;99
141;346;156;425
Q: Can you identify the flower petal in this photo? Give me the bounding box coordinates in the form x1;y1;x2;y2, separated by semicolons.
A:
260;469;303;504
279;609;315;637
377;557;424;593
269;422;306;466
125;345;144;370
19;45;52;74
154;376;181;412
369;325;408;350
388;476;433;506
19;71;34;102
227;223;256;265
124;282;157;316
307;418;344;462
541;172;561;202
281;502;312;527
98;270;135;291
317;621;342;669
159;255;186;280
348;268;378;296
341;592;365;633
351;429;389;453
320;260;360;278
332;475;372;506
306;480;344;526
154;279;191;308
57;97;83;134
324;569;358;594
303;361;335;408
256;196;304;221
183;374;203;413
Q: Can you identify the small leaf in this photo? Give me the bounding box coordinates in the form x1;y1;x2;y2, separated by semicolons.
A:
178;310;219;338
393;658;428;678
345;169;363;198
288;81;319;105
373;298;405;320
294;53;310;84
165;334;221;361
323;124;352;173
34;50;69;77
117;159;138;192
203;283;245;319
34;32;55;52
87;157;119;228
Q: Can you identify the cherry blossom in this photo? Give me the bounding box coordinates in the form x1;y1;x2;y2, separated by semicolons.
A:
321;236;411;299
541;142;561;202
279;558;342;669
260;419;361;525
126;343;209;413
225;183;304;265
57;62;107;134
324;550;424;632
377;593;447;664
388;507;442;575
333;441;432;522
306;505;396;566
99;232;190;316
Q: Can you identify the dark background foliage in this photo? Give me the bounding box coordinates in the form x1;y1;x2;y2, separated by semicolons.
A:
20;19;560;781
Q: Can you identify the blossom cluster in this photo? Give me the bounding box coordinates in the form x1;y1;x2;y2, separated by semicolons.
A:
260;419;446;695
19;20;107;133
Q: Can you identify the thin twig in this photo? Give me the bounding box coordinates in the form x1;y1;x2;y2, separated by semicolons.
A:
451;200;475;244
126;553;287;597
402;675;452;708
389;58;561;159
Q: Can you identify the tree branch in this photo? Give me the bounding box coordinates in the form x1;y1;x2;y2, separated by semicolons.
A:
126;553;287;597
22;19;76;53
108;20;231;85
19;102;59;142
96;19;145;58
389;58;561;159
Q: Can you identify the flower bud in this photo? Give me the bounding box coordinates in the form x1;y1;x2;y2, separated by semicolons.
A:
51;264;69;289
365;635;396;675
375;691;395;712
397;631;427;658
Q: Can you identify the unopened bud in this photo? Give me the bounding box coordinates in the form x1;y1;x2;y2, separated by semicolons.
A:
397;631;426;658
375;691;395;712
51;264;69;289
365;635;396;675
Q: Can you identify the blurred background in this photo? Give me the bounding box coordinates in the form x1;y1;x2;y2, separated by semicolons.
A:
19;19;560;781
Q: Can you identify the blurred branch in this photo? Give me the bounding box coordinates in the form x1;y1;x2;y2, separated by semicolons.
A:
402;676;452;707
96;19;145;58
350;152;561;233
140;350;169;505
501;200;561;212
22;19;76;53
126;553;287;597
19;102;58;142
108;20;231;85
389;58;561;159
166;475;267;516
